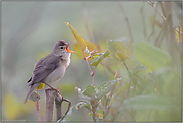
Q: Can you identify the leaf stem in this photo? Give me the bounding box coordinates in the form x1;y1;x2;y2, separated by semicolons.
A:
82;49;94;84
123;61;129;71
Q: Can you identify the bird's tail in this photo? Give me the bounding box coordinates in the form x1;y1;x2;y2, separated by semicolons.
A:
24;83;40;104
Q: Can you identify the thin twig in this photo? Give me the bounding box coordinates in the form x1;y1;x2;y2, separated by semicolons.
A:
59;98;71;122
86;49;97;60
118;2;134;43
160;2;166;18
157;27;167;47
123;61;129;71
92;66;97;77
140;2;147;40
155;19;168;46
151;2;159;42
82;49;94;84
83;49;97;84
36;89;41;122
147;1;166;21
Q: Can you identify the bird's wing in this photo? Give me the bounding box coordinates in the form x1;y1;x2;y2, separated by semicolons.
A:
29;53;61;85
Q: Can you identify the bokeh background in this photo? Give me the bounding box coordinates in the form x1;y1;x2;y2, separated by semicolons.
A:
1;1;182;122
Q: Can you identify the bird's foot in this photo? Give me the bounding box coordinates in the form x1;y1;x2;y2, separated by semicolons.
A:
42;82;60;93
50;86;60;93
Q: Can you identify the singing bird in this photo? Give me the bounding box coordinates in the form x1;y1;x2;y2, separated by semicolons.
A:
24;40;75;103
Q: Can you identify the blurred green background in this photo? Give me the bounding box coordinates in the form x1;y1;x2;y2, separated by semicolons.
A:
1;1;182;122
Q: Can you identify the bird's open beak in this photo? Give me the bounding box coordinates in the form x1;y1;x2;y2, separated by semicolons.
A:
65;41;76;53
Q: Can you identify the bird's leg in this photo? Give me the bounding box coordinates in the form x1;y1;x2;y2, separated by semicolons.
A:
37;88;39;100
36;88;41;122
42;82;60;93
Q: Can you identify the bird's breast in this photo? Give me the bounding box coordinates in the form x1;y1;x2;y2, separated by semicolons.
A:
43;61;66;84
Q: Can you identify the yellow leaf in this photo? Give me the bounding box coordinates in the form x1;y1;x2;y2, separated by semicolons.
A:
108;40;131;62
115;52;129;62
175;20;182;42
36;83;45;90
64;22;87;50
65;22;98;60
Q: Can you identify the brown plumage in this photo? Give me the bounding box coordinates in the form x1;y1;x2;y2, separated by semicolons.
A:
24;40;74;103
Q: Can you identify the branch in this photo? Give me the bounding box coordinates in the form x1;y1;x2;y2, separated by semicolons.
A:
83;49;97;84
44;89;56;122
82;49;94;84
147;1;166;21
56;92;71;122
55;94;62;121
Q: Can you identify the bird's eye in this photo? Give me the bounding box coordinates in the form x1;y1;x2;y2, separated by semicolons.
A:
60;46;64;49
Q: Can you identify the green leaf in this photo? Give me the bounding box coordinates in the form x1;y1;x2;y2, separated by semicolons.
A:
82;85;96;98
96;78;121;101
133;42;171;71
64;22;96;52
75;87;91;102
122;94;178;111
133;64;147;73
64;22;87;50
108;40;131;62
163;72;174;93
90;51;110;66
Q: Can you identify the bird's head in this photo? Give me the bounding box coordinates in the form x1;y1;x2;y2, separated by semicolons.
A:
52;40;75;59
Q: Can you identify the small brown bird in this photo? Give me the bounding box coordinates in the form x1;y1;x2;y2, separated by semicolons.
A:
24;40;75;103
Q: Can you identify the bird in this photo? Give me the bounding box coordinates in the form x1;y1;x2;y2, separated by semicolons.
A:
24;40;75;104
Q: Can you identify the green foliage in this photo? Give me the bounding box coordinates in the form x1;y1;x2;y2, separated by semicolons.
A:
82;85;96;98
90;51;110;66
64;22;181;122
122;94;177;111
133;64;147;73
108;40;131;62
133;42;171;71
2;2;181;122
